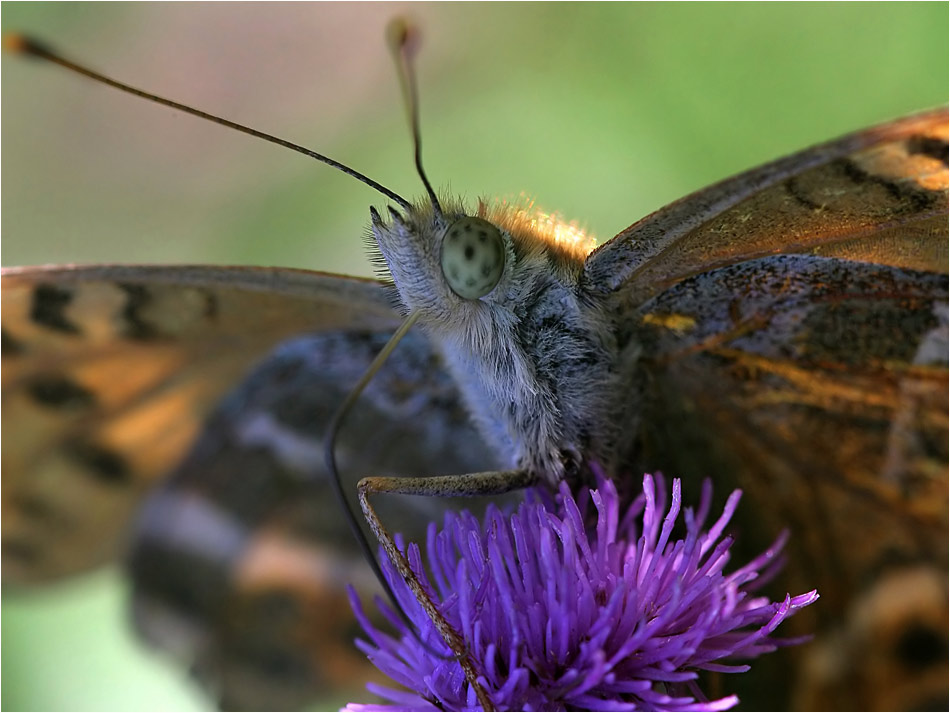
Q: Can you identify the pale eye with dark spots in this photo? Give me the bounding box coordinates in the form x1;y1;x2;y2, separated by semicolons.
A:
440;217;504;299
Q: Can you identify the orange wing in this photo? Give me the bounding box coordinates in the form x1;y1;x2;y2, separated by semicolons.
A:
3;263;502;709
2;264;400;581
597;110;948;710
587;108;948;303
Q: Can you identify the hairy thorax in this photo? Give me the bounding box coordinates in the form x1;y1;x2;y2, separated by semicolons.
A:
372;197;622;487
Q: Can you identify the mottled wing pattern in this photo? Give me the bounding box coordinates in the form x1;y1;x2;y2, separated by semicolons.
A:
128;330;496;710
2;263;500;708
1;265;400;582
595;110;948;710
628;257;947;710
586;108;947;301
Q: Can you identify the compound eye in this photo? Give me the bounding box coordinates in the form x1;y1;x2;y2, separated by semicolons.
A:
440;217;505;299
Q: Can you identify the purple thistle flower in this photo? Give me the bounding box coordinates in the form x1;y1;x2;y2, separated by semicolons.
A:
347;474;818;711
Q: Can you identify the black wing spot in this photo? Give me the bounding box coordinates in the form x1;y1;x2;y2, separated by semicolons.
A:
31;284;80;334
11;493;72;530
117;283;159;340
67;440;132;485
895;624;947;669
3;539;39;565
784;177;822;211
202;289;219;321
464;246;475;260
2;328;25;356
12;494;56;521
249;589;302;625
907;136;949;166
27;375;95;410
836;157;937;211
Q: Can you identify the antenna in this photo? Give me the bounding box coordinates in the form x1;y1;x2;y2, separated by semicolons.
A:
9;25;463;668
322;314;431;631
4;33;412;209
387;20;443;220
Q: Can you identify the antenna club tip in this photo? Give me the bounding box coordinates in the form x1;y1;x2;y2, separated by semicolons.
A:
3;33;28;54
3;33;51;58
386;17;421;57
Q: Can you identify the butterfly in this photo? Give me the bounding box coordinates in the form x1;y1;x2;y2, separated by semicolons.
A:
3;25;948;713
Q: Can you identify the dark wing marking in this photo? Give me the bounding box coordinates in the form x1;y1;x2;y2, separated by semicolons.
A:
586;108;948;304
129;332;497;710
588;109;949;710
2;264;401;582
625;255;948;710
3;263;501;708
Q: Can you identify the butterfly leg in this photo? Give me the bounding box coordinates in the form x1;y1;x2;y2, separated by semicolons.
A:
357;468;535;711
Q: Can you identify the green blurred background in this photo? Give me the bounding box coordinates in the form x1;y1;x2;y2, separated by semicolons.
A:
2;2;946;710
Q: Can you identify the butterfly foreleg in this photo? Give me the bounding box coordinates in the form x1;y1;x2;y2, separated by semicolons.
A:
357;468;535;712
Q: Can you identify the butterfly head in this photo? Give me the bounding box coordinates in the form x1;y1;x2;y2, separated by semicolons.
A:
369;198;596;335
369;199;510;328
